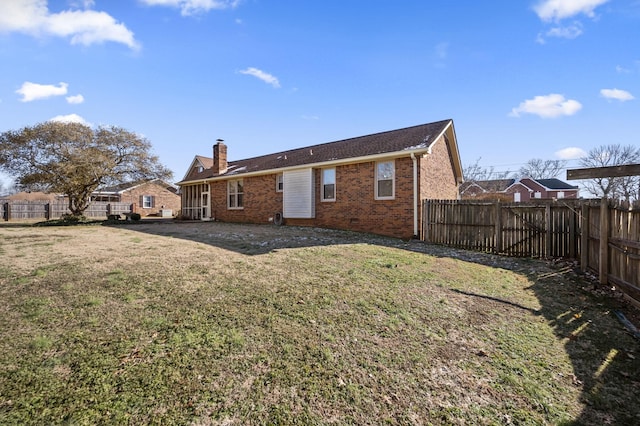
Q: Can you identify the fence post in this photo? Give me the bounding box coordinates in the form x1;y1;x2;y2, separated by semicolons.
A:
569;205;577;259
4;202;10;221
545;204;552;258
580;202;589;273
599;198;609;286
424;200;431;242
494;200;502;254
45;203;50;220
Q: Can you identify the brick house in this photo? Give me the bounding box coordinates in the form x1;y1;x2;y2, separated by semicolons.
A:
92;179;181;217
460;178;579;202
178;119;463;239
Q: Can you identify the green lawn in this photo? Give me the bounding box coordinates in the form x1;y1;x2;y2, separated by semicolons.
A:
0;222;638;425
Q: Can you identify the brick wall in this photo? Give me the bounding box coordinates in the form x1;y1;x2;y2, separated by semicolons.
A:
210;174;283;223
285;159;415;238
203;137;459;239
121;182;181;216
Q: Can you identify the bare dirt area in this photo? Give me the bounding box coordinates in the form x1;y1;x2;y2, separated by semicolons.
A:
1;220;639;425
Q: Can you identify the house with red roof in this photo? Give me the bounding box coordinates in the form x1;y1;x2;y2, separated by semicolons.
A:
178;119;463;239
460;177;579;202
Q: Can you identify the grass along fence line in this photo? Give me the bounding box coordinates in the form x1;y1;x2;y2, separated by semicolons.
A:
0;222;639;424
423;198;640;309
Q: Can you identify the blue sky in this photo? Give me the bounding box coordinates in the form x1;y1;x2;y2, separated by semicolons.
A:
1;0;638;188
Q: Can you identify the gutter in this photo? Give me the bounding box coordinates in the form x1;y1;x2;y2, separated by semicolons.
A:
411;152;418;238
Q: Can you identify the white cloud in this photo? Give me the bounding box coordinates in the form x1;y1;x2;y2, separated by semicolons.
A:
0;0;139;50
509;94;582;118
239;67;281;88
545;22;583;39
16;81;68;102
66;94;85;104
140;0;240;16
534;0;610;22
555;147;587;159
600;88;634;101
49;113;90;125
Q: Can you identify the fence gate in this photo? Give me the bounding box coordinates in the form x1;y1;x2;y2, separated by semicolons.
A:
423;199;583;259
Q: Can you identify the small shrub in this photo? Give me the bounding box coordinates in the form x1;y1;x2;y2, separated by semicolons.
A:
130;213;141;221
61;214;85;223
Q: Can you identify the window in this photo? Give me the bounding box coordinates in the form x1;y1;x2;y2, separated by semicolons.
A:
142;195;155;209
375;161;394;199
276;174;284;192
321;168;336;201
534;192;542;199
514;192;521;203
228;179;244;209
557;192;565;199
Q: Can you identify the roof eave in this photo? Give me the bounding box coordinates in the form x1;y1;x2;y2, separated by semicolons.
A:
178;148;432;185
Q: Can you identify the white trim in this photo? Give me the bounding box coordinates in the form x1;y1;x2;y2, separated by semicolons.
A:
321;168;336;202
227;179;244;210
375;160;395;200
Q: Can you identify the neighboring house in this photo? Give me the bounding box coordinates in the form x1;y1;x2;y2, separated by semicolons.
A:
460;178;579;202
178;119;463;239
92;179;181;217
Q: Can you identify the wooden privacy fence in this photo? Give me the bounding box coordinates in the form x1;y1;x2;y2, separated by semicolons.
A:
1;200;132;221
423;199;583;258
423;199;640;307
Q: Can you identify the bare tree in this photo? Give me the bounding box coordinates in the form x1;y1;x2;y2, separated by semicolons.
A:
0;122;173;216
463;158;512;182
516;158;567;179
578;144;640;202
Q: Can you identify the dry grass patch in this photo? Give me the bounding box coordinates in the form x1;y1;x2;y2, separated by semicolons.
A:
0;222;638;425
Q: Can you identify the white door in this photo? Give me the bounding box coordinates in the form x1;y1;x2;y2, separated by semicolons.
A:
201;192;210;219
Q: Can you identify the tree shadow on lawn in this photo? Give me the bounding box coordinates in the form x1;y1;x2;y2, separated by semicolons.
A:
423;247;640;426
108;220;640;424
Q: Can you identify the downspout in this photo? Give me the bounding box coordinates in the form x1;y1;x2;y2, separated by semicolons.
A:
410;153;418;238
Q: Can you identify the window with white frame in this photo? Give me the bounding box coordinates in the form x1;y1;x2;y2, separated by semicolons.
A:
142;195;155;209
321;168;336;201
557;191;565;199
375;161;395;199
276;174;284;192
228;179;244;209
534;192;542;199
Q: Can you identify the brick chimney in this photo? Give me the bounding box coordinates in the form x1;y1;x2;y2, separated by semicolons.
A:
213;139;227;175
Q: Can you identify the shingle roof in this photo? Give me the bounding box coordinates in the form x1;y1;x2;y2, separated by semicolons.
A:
535;178;579;190
182;119;453;182
95;179;177;194
461;179;515;193
462;178;578;193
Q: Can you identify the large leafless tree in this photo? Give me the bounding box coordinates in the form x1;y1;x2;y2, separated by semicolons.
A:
0;121;172;216
516;158;567;179
463;158;512;182
578;144;640;202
